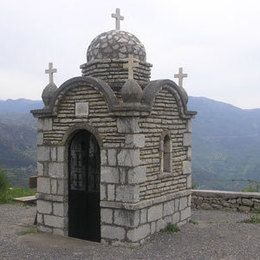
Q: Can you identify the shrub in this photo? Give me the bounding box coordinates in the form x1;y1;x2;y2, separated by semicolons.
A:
162;223;180;233
0;169;10;192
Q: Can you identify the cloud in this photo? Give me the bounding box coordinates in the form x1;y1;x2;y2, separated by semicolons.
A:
0;0;259;108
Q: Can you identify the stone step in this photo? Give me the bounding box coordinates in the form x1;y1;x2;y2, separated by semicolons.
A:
13;195;37;205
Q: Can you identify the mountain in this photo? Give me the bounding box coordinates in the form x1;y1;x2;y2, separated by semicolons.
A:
0;98;259;191
0;99;42;187
188;97;260;190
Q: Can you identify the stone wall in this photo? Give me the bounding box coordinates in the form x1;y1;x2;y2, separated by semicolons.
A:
101;191;191;246
139;87;192;201
192;190;260;212
81;59;152;90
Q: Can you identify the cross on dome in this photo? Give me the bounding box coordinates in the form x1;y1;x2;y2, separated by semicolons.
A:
45;62;57;84
123;55;139;80
111;8;124;30
174;67;188;88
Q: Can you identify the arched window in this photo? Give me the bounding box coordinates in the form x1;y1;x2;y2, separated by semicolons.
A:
160;131;172;176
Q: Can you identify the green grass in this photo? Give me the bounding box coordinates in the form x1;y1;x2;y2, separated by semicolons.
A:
162;223;180;233
17;226;37;236
189;219;199;225
0;187;36;204
243;213;260;224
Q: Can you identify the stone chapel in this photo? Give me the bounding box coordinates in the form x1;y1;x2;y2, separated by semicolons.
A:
31;9;196;246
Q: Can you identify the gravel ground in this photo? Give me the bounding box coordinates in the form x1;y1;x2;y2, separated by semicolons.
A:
0;204;259;260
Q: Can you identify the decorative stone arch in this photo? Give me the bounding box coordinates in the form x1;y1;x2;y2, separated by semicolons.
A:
61;123;103;148
142;79;196;119
159;130;173;178
48;76;119;115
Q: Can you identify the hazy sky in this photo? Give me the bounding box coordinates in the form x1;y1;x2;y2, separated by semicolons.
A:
0;0;260;108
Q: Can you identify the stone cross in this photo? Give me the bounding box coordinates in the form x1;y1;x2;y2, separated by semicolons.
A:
111;8;124;30
123;55;139;80
174;67;188;88
45;62;57;84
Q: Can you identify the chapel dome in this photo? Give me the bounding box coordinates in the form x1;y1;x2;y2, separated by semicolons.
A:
87;30;146;62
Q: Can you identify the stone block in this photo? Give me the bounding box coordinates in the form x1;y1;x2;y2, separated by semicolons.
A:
57;179;65;195
163;200;175;216
100;184;106;200
37;146;50;162
38;224;52;233
101;149;107;165
242;198;254;206
53;202;66;217
125;134;145;148
187;147;192;160
117;118;140;133
37;213;43;224
183;161;191;175
101;208;113;224
174;198;180;211
127;224;150;242
51;179;57;194
148;204;163;222
140;209;147;224
101;225;125;240
128;166;146;184
49;163;64;178
50;147;57;161
37;119;44;131
183;133;192;147
44;215;64;229
114;209;139;227
57;146;65;162
116;185;139;203
107;184;115;201
187;174;192;188
150;222;156;234
38;177;51;194
172;212;180;223
107;149;117;166
181;207;191;221
101;166;119;183
42;118;53;131
37;132;43;145
37;200;52;214
37;162;43;176
156;219;166;232
179;197;187;210
117;149;140;167
119;167;127;183
188;194;192;207
187;119;192;132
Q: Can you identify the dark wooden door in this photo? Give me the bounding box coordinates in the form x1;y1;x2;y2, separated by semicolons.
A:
68;130;100;241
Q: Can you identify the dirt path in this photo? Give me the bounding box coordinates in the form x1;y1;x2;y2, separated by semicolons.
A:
0;204;259;259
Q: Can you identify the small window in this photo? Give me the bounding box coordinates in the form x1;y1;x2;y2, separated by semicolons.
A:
163;135;171;172
159;131;172;177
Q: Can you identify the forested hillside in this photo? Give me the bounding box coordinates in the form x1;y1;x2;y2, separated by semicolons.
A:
189;97;260;190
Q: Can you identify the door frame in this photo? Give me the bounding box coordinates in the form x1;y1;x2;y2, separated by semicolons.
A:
61;124;103;239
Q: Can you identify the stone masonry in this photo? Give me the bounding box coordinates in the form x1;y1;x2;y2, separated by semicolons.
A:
32;12;196;246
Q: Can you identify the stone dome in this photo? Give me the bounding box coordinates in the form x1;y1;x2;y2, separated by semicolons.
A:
87;30;146;62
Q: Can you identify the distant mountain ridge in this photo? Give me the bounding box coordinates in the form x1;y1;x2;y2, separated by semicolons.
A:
0;97;259;190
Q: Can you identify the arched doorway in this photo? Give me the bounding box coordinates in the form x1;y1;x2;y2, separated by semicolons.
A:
68;130;100;241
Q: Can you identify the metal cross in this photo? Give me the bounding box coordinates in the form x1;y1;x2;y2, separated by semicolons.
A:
123;55;139;80
111;8;124;30
174;67;188;88
45;62;57;84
